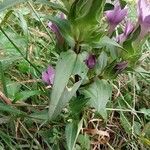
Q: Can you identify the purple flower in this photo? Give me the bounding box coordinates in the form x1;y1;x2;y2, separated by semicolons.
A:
114;61;128;74
137;0;150;39
42;66;55;85
48;13;65;45
106;4;128;34
85;54;96;69
117;21;134;43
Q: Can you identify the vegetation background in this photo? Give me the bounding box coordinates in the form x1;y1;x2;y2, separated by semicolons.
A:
0;0;149;150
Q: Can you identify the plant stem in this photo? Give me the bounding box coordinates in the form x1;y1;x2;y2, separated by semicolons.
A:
0;62;8;97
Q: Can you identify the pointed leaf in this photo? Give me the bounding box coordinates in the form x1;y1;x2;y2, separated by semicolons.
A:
49;52;88;119
14;90;42;102
0;103;26;116
66;119;83;150
84;79;112;119
120;112;132;133
49;51;77;119
96;51;108;75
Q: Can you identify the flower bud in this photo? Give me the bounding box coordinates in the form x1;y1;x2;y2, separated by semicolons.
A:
85;54;96;69
42;66;55;85
48;13;65;45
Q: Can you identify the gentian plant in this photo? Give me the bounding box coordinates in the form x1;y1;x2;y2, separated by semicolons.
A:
43;0;150;123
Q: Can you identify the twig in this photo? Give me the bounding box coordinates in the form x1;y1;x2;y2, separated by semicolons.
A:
0;91;12;104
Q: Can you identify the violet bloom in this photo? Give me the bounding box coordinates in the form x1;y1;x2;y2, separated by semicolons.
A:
117;21;134;43
114;61;128;74
42;66;55;85
106;4;128;34
137;0;150;39
48;13;65;45
85;54;96;69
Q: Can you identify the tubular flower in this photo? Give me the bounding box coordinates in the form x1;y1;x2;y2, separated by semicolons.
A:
106;4;128;34
117;21;134;43
42;66;55;85
85;54;96;69
48;13;65;45
137;0;150;38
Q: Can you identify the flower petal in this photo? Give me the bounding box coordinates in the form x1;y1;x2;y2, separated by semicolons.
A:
106;5;127;25
42;66;55;85
42;71;50;85
137;0;150;38
47;66;55;84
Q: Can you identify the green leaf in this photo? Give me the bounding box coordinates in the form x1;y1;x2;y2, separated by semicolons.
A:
77;0;104;25
134;121;141;135
93;36;122;49
120;112;132;134
30;110;48;120
68;0;78;23
0;103;26;116
96;51;108;75
123;39;134;54
94;36;123;59
52;54;88;119
70;0;104;25
140;108;150;120
51;81;82;119
49;51;88;119
14;90;42;102
49;51;77;119
69;96;89;119
65;119;83;150
142;122;150;139
16;10;28;37
0;0;27;12
77;134;90;150
84;79;112;119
